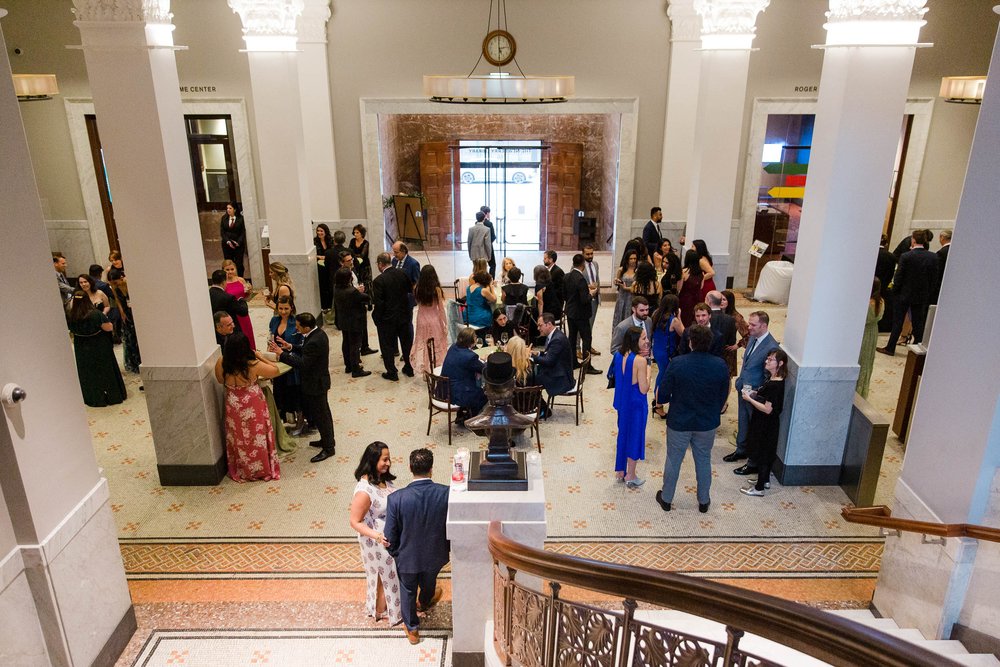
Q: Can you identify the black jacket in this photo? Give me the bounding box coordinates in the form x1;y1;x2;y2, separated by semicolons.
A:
334;285;372;333
892;247;939;305
280;328;331;395
563;268;591;321
372;267;413;327
209;286;248;335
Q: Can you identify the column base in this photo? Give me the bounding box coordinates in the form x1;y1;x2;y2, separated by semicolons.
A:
268;250;320;317
776;353;859;486
141;349;227;486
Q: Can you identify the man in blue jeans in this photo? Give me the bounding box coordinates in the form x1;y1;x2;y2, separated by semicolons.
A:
655;324;730;513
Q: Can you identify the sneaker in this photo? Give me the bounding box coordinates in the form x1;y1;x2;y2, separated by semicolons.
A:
740;486;766;497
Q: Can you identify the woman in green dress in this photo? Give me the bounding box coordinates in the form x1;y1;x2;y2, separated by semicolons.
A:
856;277;884;399
68;291;127;407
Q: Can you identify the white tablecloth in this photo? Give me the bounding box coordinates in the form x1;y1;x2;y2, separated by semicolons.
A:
753;260;794;304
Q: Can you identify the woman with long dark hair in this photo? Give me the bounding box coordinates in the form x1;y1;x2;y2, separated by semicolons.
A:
107;268;141;373
214;331;281;482
411;265;448;375
611;248;639;328
856;277;884;399
721;289;750;378
650;294;684;419
678;249;703;327
739;349;788;497
349;441;401;624
76;274;110;313
68;291;126;407
655;239;682;294
692;239;716;300
612;326;651;488
632;260;661;302
314;223;333;320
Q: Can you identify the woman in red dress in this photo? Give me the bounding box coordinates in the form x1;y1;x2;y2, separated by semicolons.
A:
678;249;704;327
692;239;717;300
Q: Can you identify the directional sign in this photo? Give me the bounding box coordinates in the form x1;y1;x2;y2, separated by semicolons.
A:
785;175;807;187
766;186;805;199
763;162;809;175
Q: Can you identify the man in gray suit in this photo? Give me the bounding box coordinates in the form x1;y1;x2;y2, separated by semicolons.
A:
467;212;493;263
610;296;652;357
724;311;781;464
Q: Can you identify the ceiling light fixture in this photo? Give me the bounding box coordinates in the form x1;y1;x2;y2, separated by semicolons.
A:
423;0;574;104
939;76;986;104
13;74;59;101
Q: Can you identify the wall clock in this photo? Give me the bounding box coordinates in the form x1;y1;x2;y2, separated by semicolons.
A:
483;29;516;67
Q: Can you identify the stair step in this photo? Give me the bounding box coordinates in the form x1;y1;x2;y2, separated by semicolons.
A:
911;640;970;655
948;655;1000;666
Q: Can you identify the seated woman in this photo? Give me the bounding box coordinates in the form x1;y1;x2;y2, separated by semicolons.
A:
465;271;496;344
507;336;536;388
500;257;517;285
501;267;529;307
491;309;516;346
440;327;487;424
214;332;282;482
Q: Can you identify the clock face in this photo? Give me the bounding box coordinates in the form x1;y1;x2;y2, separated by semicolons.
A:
483;30;516;66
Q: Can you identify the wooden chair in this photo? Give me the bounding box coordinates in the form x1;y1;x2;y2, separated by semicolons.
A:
548;354;590;426
513;385;544;453
425;372;461;447
426;337;438;372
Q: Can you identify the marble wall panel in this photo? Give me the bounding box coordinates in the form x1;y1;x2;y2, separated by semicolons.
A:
0;570;49;666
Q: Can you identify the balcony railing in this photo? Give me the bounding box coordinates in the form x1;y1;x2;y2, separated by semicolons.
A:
842;505;1000;542
487;520;954;667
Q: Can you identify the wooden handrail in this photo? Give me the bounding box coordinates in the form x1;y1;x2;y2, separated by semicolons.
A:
842;505;1000;543
488;520;953;667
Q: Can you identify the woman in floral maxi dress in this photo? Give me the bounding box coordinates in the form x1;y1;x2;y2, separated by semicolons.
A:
349;442;402;624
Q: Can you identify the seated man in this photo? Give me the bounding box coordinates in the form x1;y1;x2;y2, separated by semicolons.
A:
532;313;574;418
439;327;487;424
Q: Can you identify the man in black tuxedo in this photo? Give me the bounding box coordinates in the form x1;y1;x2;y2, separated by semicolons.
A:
878;230;940;356
542;250;565;319
384;448;450;645
372;252;414;381
532;313;574;417
219;202;247;277
271;313;336;462
642;206;664;259
933;229;951;304
209;269;248;336
564;253;602;375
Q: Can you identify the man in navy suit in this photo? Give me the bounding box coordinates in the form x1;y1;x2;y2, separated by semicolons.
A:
533;313;574;418
655;325;730;513
384;448;450;645
391;241;421;308
725;311;781;464
642;206;663;259
440;327;487;423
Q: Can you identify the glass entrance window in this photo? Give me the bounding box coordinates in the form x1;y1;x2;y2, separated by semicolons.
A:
186;115;241;209
458;140;542;252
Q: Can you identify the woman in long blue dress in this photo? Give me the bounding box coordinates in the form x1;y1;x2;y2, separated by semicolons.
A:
650;294;684;419
612;326;651;488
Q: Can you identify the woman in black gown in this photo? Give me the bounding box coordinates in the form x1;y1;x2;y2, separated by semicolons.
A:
68;291;126;407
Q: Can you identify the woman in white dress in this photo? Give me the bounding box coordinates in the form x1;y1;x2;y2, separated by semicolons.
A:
349;441;402;624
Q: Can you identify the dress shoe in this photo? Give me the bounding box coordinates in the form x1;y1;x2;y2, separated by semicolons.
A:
310;450;334;463
309;440;324;448
576;350;584;360
401;365;415;377
654;490;671;512
733;464;758;476
585;366;602;375
699;502;710;513
749;477;771;489
361;347;379;356
740;486;766;497
416;587;443;612
404;627;420;645
381;372;399;381
875;347;894;356
722;451;748;463
590;347;601;356
352;369;372;378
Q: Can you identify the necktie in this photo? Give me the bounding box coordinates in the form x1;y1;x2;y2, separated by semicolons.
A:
744;336;757;361
229;217;235;228
587;262;595;283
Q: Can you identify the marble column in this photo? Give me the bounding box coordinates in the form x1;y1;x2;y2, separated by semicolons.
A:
659;0;701;238
778;1;928;485
73;0;226;485
297;0;341;225
685;0;769;287
229;0;320;316
0;11;133;665
873;6;1000;640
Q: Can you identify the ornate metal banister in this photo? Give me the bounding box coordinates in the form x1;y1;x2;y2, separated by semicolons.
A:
842;505;1000;543
487;520;955;667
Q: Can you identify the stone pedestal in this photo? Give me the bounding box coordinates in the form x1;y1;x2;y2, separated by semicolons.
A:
447;471;546;667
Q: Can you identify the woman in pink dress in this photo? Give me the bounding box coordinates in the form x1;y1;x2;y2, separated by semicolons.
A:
410;265;449;375
214;332;282;482
223;259;256;349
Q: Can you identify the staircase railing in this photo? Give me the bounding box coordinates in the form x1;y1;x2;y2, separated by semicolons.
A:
487;520;954;667
842;505;1000;542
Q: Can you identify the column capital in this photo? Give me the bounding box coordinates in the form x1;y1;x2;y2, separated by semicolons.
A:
297;0;331;44
71;0;172;24
826;0;927;23
824;0;928;46
693;0;769;50
228;0;304;51
667;0;702;42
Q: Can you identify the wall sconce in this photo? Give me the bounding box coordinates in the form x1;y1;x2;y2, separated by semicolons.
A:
13;74;59;101
939;76;986;104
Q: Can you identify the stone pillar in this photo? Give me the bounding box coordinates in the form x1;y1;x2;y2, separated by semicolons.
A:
0;11;133;666
297;0;341;225
659;0;701;238
73;0;226;485
873;6;1000;640
447;474;546;667
685;0;770;287
778;1;928;485
229;0;320;316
